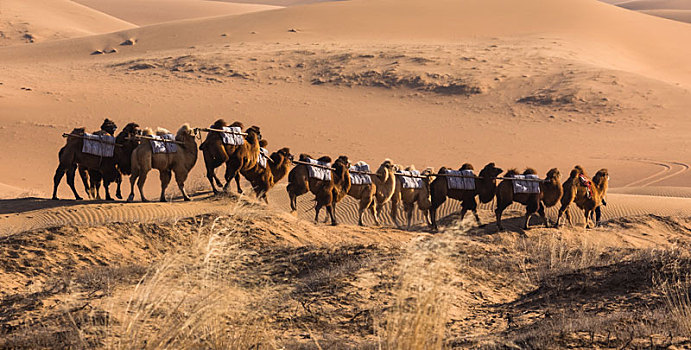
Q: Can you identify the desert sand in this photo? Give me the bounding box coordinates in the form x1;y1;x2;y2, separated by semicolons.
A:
0;0;690;347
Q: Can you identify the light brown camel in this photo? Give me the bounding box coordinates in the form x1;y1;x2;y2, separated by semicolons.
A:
127;124;198;202
372;159;397;220
52;120;139;201
391;165;434;230
222;125;262;193
555;166;609;228
287;155;351;226
429;163;503;231
494;168;563;231
199;120;260;194
347;161;378;226
239;140;293;203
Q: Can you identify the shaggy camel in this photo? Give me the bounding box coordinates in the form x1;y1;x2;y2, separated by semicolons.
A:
127;124;198;202
555;167;609;228
346;160;396;226
287;155;351;226
494;168;563;231
391;165;434;230
429;163;503;231
199;120;261;194
52;120;139;201
240;140;293;203
81;122;141;200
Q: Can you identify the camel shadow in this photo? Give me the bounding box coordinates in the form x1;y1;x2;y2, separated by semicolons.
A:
0;197;109;215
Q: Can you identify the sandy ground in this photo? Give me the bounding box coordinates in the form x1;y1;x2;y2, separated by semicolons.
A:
0;0;690;347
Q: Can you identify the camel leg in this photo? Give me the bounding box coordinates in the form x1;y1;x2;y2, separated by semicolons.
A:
206;167;219;195
52;165;67;200
159;170;172;202
594;206;602;227
103;177;114;201
327;204;338;226
423;209;431;226
115;172;123;200
495;201;511;231
371;200;380;226
391;199;401;228
326;202;334;223
79;167;91;199
357;205;365;226
289;192;298;212
555;204;568;228
127;171;138;202
65;166;82;201
175;169;191;201
404;202;414;230
314;203;322;223
430;205;440;232
538;204;550;227
584;209;592;229
235;174;243;194
137;170;149;202
565;208;573;227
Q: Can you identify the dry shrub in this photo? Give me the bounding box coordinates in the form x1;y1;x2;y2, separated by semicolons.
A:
655;253;691;335
377;230;458;349
108;205;279;349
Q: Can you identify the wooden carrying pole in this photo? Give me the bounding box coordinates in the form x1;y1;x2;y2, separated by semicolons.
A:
132;135;185;145
199;127;248;136
62;133;122;147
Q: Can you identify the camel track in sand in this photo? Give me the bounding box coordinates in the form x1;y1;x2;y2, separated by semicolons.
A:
622;160;690;188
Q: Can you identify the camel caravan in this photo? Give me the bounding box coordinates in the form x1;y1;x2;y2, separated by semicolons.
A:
53;118;609;231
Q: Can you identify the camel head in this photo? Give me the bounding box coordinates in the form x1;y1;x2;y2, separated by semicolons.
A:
101;118;117;135
335;155;350;167
593;169;609;190
376;159;395;182
259;139;268;148
546;168;561;182
477;162;503;203
175;123;196;142
569;165;587;179
274;147;293;162
246;126;262;141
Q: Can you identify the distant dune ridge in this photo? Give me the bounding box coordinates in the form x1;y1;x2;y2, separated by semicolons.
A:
605;0;691;22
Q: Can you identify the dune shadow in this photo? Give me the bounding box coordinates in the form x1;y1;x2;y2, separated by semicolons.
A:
0;197;108;215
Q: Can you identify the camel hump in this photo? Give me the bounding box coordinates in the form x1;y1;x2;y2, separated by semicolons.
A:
523;168;537;175
230;121;244;128
259;139;268;148
460;163;474;170
141;128;154;136
317;156;332;163
211;119;228;129
299;154;313;162
406;164;417;171
505;169;519;177
71;127;86;135
155;127;171;136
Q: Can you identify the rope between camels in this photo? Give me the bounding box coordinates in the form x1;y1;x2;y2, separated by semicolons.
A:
62;133;123;147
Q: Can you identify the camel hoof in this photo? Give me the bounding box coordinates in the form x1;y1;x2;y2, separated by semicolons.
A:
141;198;149;203
52;196;59;201
478;223;488;228
127;195;134;202
75;196;83;201
160;198;167;203
116;193;123;200
183;197;191;202
105;197;114;201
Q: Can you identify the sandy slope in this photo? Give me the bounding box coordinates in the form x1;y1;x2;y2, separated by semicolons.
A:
616;0;691;10
72;0;282;25
0;0;135;46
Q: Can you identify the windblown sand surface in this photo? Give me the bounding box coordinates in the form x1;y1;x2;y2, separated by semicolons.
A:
0;0;690;347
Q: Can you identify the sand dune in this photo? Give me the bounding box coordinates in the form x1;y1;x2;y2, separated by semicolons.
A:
640;9;691;22
0;0;135;46
616;0;691;10
73;0;282;25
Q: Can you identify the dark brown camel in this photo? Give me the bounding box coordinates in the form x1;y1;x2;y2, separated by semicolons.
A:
239;140;293;203
494;168;563;231
199;120;261;194
556;167;609;228
429;162;503;231
81;122;141;199
53;120;139;201
286;155;351;226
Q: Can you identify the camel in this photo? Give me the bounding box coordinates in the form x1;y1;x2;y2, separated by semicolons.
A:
239;140;293;203
286;155;351;226
345;159;397;226
80;122;141;200
429;162;503;231
372;159;397;220
391;165;434;230
199;120;262;194
52;120;139;201
494;168;563;231
555;166;609;228
127;124;198;202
